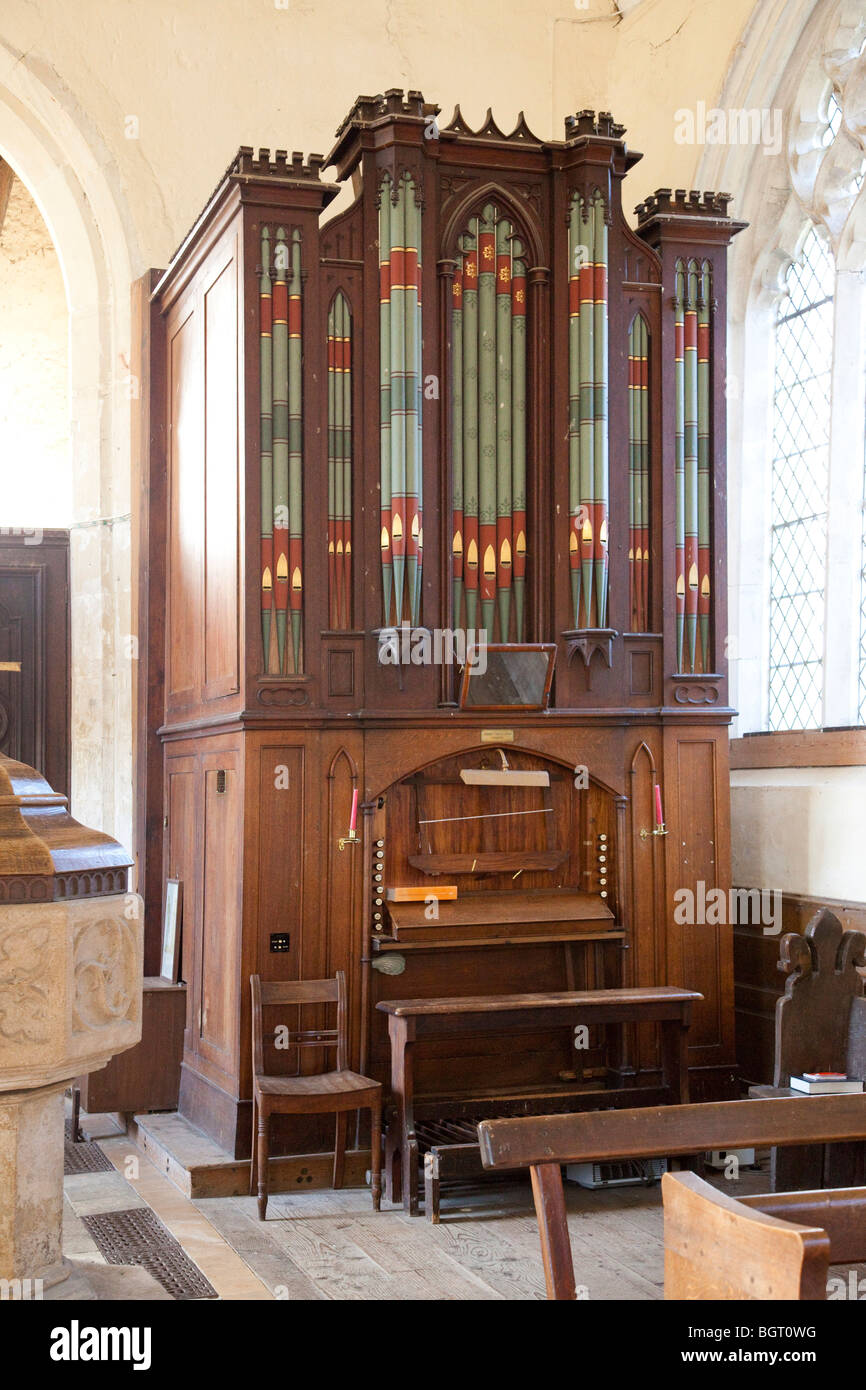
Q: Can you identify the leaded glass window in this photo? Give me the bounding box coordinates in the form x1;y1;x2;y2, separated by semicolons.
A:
822;91;843;147
768;226;835;730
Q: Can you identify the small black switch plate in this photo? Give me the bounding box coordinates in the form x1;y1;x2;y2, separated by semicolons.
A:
270;933;290;953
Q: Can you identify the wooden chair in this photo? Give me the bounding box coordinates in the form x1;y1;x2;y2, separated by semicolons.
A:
250;972;382;1220
663;1171;866;1300
478;1093;866;1298
751;908;866;1189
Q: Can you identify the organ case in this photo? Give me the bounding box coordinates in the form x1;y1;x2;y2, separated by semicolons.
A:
138;93;743;1160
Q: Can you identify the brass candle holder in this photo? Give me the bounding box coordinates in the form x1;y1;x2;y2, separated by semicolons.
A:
640;823;669;841
338;830;359;851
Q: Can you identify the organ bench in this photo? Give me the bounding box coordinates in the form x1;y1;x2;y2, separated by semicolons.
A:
378;984;700;1217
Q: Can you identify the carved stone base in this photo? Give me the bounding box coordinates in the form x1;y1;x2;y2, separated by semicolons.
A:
0;1083;66;1281
0;891;143;1284
0;896;144;1091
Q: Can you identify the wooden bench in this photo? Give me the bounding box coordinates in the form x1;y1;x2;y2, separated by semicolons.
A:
478;1093;866;1298
750;908;866;1190
377;985;700;1218
662;1170;866;1299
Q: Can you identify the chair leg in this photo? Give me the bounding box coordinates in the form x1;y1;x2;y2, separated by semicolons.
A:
424;1151;440;1223
257;1106;270;1221
333;1110;347;1191
249;1095;258;1197
370;1096;382;1212
71;1085;83;1144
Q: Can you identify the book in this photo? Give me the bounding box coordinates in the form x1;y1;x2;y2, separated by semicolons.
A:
789;1074;864;1094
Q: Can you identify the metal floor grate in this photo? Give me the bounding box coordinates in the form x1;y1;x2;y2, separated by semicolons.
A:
64;1120;114;1175
82;1207;218;1300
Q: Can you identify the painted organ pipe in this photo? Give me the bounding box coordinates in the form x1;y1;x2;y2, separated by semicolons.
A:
261;224;304;675
628;313;650;631
450;205;527;641
327;291;352;629
568;190;609;630
260;227;273;666
674;257;712;674
378;172;423;628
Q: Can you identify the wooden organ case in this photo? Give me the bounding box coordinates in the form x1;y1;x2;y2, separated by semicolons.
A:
140;93;743;1165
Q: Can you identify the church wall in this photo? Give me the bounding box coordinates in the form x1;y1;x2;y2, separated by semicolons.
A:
2;0;758;274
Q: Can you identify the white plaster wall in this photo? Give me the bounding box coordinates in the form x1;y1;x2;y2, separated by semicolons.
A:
0;176;69;525
0;0;761;271
731;767;866;901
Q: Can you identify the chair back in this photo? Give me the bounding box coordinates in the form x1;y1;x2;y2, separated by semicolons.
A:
250;971;347;1077
662;1172;829;1300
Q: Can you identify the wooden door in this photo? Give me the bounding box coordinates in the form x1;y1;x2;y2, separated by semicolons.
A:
0;530;70;795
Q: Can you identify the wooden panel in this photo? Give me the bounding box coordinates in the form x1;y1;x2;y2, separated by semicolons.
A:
670;737;732;1061
735;893;866;1085
628;739;663;1075
256;745;304;975
165;759;197;1041
79;979;186;1113
0;569;40;768
325;745;360;1061
0;533;69;798
166;309;203;708
199;754;242;1068
203;249;240;700
732;728;866;769
131;270;167;969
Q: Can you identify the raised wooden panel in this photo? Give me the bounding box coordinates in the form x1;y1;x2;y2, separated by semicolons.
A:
167;309;203;708
0;571;39;769
628;740;663;1074
257;744;305;979
166;760;197;1039
327;648;355;699
203;250;240;700
199;756;242;1068
326;747;360;1063
672;738;727;1056
0;534;70;799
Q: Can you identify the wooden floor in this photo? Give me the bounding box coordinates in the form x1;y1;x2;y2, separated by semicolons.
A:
192;1167;768;1302
66;1118;866;1300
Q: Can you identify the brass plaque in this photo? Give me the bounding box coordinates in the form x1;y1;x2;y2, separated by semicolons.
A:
480;729;514;743
0;661;21;672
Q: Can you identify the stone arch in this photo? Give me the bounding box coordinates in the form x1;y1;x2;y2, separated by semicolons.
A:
0;39;149;852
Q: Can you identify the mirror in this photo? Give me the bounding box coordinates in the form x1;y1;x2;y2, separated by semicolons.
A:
458;644;556;711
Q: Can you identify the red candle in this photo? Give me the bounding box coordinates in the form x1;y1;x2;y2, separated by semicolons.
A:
349;789;358;834
654;784;663;827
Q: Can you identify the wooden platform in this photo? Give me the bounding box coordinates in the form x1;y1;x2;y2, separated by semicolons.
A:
133;1112;372;1201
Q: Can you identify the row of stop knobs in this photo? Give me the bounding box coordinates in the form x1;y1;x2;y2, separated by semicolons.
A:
372;840;385;931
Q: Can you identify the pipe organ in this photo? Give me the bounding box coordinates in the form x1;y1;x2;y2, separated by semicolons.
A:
140;93;743;1163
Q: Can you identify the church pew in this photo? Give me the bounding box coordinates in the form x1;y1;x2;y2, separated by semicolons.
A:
477;1094;866;1299
663;1172;866;1299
